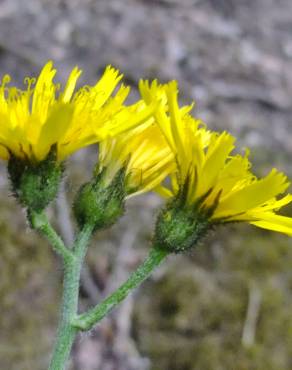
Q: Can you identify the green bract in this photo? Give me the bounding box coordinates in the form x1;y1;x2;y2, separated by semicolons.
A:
8;146;64;212
154;199;210;253
73;167;126;230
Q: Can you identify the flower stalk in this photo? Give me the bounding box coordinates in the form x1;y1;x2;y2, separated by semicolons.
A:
31;205;169;370
30;211;95;370
29;210;73;261
73;246;168;331
47;223;94;370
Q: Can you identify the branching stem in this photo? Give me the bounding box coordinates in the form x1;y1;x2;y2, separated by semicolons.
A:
31;211;169;370
73;246;168;331
47;223;94;370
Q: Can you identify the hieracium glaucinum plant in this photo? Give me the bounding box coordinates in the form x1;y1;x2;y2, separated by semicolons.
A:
1;62;292;370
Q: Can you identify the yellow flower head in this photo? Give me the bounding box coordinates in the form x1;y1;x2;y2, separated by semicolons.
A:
141;80;292;237
73;85;175;229
0;61;154;163
98;117;175;197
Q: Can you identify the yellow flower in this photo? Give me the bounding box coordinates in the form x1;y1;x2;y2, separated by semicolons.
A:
0;61;154;162
141;80;292;236
74;86;175;228
98;119;175;197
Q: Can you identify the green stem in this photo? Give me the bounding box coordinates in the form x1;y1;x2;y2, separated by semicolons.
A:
73;246;168;331
29;210;73;261
31;209;169;369
48;223;94;370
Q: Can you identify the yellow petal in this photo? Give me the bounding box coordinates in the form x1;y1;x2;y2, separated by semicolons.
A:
31;61;57;118
36;104;74;160
155;185;174;198
89;66;123;110
253;194;292;212
165;81;186;163
250;213;292;236
61;66;82;103
0;145;9;160
197;132;235;197
215;169;289;218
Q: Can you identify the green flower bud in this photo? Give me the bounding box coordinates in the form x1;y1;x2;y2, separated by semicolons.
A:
154;197;211;254
73;167;126;230
8;145;63;212
153;176;223;253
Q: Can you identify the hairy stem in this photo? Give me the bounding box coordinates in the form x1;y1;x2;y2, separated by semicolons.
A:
48;223;94;370
32;210;169;369
29;210;73;261
73;246;168;331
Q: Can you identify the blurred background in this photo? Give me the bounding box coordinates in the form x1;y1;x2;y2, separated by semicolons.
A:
0;0;292;369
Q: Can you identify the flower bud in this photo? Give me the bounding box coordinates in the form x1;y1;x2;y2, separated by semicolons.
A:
154;198;210;253
8;146;63;212
73;168;126;230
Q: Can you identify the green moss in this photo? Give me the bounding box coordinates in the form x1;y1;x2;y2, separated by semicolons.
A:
0;196;60;369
